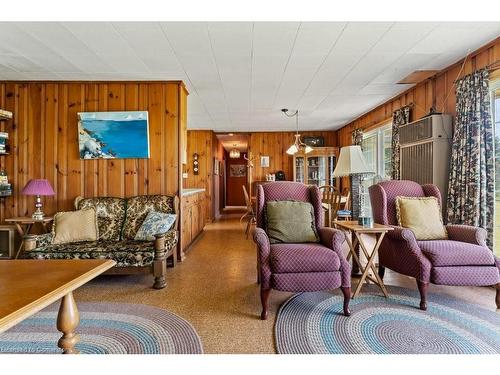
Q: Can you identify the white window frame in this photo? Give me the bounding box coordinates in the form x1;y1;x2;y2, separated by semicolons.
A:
362;122;392;180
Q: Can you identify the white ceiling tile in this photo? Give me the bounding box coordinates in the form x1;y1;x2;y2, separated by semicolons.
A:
332;22;394;53
371;22;439;53
0;54;47;72
253;22;299;57
409;24;500;54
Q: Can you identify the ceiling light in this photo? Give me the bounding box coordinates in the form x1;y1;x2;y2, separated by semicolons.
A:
229;144;240;159
281;109;313;155
228;133;234;136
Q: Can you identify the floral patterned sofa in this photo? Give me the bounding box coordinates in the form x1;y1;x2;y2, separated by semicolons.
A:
23;195;179;289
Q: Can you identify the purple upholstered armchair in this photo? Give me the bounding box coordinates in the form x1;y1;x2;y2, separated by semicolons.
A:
253;181;351;320
369;180;500;310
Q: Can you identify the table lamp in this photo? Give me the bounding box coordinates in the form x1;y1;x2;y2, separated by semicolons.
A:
333;146;374;226
21;179;55;220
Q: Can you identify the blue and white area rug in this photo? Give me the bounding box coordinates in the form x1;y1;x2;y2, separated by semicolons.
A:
275;285;500;354
0;302;203;354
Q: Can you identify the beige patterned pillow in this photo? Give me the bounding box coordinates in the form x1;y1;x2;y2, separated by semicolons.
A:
52;208;98;244
395;196;448;240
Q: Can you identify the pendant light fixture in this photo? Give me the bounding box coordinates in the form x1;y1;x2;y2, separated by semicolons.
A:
229;144;241;159
282;109;313;155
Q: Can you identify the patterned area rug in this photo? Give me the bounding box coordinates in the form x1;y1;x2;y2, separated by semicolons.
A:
275;285;500;354
0;302;203;354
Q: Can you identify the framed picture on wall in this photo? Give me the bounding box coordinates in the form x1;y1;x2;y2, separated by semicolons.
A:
260;156;270;168
214;158;219;175
78;111;150;159
229;164;246;177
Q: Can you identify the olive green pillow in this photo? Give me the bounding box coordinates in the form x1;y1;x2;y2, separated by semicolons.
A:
395;196;448;240
265;200;319;244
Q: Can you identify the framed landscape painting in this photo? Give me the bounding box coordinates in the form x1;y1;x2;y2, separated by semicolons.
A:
78;111;150;159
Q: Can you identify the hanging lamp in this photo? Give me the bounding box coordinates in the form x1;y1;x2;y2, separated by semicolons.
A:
282;109;313;155
229;144;241;159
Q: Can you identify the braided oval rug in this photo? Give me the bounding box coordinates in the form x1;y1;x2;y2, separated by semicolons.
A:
275;285;500;354
0;302;203;354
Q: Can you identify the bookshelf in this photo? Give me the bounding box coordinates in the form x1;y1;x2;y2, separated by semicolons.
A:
0;109;12;197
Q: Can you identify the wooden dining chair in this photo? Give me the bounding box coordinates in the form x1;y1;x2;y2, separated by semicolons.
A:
241;185;256;238
337;187;352;221
319;185;342;227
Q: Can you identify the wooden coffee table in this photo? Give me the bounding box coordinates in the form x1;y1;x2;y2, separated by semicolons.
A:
0;259;115;354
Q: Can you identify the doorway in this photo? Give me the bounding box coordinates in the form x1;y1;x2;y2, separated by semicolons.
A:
215;133;249;209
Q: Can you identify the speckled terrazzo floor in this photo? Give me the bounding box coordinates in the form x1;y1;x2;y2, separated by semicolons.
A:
73;214;499;354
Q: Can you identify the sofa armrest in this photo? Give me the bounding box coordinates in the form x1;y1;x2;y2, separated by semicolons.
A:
154;230;178;254
253;228;272;289
23;233;53;251
318;227;351;287
446;224;487;246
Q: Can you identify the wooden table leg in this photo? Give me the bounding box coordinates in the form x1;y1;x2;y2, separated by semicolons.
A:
14;223;30;259
351;231;361;275
352;232;389;298
57;292;80;354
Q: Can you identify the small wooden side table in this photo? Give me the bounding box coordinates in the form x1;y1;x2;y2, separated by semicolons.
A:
333;220;393;298
4;216;54;259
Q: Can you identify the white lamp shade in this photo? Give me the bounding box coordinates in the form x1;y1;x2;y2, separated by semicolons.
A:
333;145;374;177
286;144;298;155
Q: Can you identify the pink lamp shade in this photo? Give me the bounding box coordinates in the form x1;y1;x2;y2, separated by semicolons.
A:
21;179;55;196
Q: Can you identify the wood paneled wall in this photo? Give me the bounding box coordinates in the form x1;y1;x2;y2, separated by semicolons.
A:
0;81;185;222
183;130;214;221
248;131;337;182
337;37;500;147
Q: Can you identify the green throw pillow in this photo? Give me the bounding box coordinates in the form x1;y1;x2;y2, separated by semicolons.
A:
265;200;319;244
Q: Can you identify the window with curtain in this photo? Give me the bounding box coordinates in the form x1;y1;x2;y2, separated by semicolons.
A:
491;76;500;256
362;123;392;186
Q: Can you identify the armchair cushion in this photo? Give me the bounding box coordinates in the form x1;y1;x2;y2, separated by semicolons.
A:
270;243;340;273
418;240;495;267
265;200;319;244
395;196;447;240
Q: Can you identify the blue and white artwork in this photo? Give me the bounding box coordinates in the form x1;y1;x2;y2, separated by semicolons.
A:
78;111;150;159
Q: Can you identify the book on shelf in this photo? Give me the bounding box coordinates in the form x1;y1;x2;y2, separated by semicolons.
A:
0;132;8;139
0;109;13;119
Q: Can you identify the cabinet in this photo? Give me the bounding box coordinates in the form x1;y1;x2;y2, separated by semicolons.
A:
180;190;206;257
293;147;339;188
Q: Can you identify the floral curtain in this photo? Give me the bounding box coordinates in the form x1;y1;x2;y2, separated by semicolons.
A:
391;105;411;180
447;69;495;248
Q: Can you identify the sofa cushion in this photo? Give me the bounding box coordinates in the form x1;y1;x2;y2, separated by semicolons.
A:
270;243;340;273
265;200;319;244
123;195;175;240
418;240;495;267
24;231;178;268
76;197;126;241
52;209;98;244
135;211;177;241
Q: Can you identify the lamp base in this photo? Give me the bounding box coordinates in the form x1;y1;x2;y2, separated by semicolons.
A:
32;210;45;221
